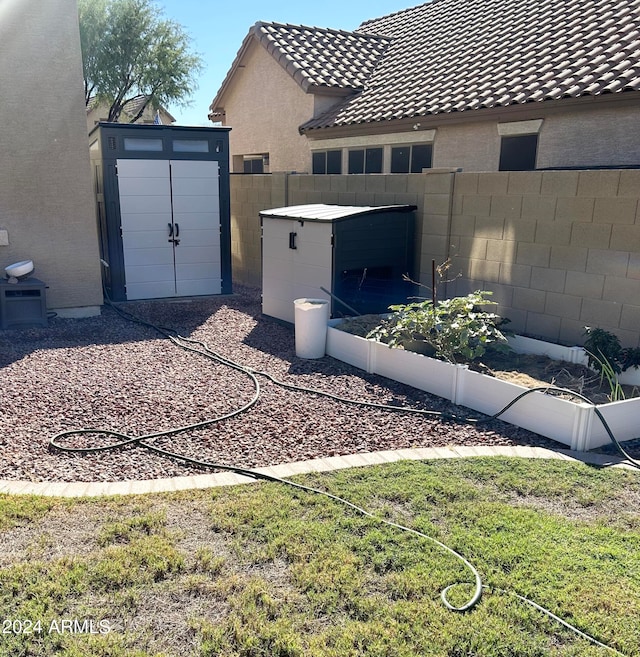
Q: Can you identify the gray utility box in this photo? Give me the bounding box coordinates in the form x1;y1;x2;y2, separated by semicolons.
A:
0;278;48;329
260;204;416;323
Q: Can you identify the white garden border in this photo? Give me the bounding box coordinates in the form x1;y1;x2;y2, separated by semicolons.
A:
326;320;640;451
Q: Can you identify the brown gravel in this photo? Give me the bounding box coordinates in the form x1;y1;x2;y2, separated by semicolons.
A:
0;286;583;483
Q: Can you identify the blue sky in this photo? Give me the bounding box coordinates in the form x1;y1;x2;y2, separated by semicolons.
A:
159;0;416;125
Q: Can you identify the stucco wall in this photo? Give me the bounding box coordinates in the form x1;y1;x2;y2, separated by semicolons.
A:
432;101;640;171
221;42;315;173
274;95;640;173
0;0;102;312
432;121;499;171
537;104;640;169
230;170;640;348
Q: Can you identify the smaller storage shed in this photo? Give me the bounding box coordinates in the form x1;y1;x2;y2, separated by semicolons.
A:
89;123;232;302
260;204;417;323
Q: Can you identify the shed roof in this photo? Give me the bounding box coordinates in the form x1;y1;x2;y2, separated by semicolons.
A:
259;203;417;222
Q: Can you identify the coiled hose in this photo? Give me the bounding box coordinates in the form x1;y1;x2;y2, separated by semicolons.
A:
50;300;637;655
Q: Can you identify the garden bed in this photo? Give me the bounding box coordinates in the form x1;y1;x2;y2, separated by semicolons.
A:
327;316;640;451
332;314;640;404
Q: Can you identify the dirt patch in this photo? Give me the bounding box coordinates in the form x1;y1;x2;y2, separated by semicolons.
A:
334;315;638;404
468;351;624;404
333;314;385;337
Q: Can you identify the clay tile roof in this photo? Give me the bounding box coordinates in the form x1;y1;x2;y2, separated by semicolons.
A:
300;0;640;132
211;21;390;110
256;21;391;91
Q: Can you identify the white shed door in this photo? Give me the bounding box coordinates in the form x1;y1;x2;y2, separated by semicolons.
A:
170;160;221;297
117;159;221;299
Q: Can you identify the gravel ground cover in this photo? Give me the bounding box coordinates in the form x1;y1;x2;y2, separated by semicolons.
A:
0;286;601;483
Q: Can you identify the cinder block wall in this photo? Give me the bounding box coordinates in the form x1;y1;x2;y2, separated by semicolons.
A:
230;173;286;287
230;169;640;348
447;169;640;347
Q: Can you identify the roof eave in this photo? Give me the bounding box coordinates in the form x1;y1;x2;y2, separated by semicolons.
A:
208;24;263;121
309;84;360;97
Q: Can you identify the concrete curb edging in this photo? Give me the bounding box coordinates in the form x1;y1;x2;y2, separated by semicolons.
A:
0;446;632;498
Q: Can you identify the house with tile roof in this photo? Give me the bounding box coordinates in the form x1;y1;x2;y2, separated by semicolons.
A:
209;0;640;174
86;95;175;133
209;22;391;174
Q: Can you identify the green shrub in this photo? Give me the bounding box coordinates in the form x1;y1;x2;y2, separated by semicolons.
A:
367;291;510;364
621;346;640;372
583;326;640;374
583;327;623;374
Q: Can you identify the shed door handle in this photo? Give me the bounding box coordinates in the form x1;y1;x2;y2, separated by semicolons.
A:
289;232;297;249
175;223;180;237
168;223;173;237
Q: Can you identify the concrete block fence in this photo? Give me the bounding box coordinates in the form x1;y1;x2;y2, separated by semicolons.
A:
230;169;640;348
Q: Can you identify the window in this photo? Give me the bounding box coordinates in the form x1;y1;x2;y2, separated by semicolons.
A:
312;152;324;174
391;146;410;172
348;149;364;174
365;147;383;173
172;139;209;153
390;144;433;173
242;154;269;173
499;134;538;171
348;147;383;174
410;144;433;172
243;157;264;173
312;150;341;174
123;137;163;152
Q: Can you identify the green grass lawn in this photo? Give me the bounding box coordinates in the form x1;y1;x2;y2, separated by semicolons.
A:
0;457;638;657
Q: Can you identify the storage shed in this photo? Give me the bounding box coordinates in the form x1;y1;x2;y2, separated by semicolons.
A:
260;204;417;323
89;123;232;301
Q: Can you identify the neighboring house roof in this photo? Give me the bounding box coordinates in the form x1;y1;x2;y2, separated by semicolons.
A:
87;95;176;123
300;0;640;132
209;22;391;116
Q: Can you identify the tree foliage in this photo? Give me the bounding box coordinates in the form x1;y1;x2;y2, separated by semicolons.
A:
78;0;203;122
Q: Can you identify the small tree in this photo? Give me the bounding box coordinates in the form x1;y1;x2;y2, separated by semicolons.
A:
78;0;203;122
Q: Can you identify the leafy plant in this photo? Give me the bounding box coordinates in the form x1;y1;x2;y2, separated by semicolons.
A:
78;0;203;122
583;327;623;374
367;291;510;364
621;346;640;372
583;326;640;374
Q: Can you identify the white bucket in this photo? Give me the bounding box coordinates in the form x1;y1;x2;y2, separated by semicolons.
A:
294;298;330;358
